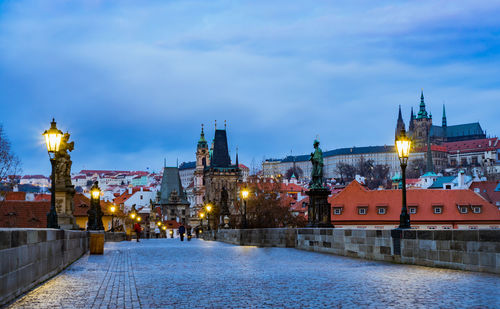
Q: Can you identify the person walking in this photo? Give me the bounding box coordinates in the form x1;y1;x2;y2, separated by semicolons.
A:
154;226;160;238
134;222;142;242
178;224;186;241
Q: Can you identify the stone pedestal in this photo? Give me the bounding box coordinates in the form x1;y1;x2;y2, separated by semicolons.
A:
55;187;78;230
306;188;333;227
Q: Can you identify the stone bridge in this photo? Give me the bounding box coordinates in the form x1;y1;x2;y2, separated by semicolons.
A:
1;228;499;308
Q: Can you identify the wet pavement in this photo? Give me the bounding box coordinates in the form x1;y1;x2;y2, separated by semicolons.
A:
5;238;500;308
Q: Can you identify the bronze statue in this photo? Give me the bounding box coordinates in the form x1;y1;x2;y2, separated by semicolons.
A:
309;139;324;189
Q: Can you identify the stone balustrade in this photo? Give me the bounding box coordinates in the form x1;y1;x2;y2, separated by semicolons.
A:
203;228;500;274
0;229;89;306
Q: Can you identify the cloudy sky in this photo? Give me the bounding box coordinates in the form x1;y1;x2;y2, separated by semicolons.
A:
1;0;499;175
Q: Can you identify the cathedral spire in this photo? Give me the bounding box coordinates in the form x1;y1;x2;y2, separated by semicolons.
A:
442;104;447;127
417;89;429;119
197;124;207;149
395;105;406;139
235;146;239;167
408;106;415;133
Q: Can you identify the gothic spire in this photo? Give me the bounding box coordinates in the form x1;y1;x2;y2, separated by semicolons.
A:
235;146;239;167
409;106;415;133
442;104;447;127
417;89;429;119
395;105;406;139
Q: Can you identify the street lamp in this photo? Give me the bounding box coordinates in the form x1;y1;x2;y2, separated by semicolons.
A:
395;128;412;229
199;212;205;229
88;181;104;230
205;204;212;231
110;205;116;232
241;188;249;229
43;119;63;229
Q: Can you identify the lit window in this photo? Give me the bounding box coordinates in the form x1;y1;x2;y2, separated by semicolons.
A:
409;207;417;214
460;206;468;214
472;207;481;214
358;208;367;215
433;207;442;214
377;208;386;215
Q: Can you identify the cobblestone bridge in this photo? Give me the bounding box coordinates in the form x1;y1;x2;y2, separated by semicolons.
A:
5;239;500;308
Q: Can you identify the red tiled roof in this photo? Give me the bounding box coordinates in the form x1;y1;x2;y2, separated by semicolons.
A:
330;180;500;225
238;164;249;170
0;201;50;228
34;194;51;201
469;181;500;205
444;138;499;153
4;191;26;201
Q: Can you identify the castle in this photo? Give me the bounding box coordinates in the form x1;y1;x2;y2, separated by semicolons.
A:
397;91;486;148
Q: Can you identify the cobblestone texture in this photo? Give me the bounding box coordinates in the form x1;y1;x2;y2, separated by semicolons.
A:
5;239;500;308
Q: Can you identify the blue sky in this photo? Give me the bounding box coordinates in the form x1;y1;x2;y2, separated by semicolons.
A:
1;0;500;175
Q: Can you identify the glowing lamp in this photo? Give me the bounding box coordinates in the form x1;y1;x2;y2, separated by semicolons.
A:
42;119;63;153
241;189;249;199
110;205;116;213
395;129;411;165
206;204;212;212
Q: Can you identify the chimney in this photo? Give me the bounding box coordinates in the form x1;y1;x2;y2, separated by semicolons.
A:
140;187;143;192
458;170;465;188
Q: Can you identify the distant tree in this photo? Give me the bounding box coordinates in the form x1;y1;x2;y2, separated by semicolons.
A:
285;166;303;180
356;156;374;178
366;164;390;189
336;162;356;184
240;180;307;228
407;158;426;178
0;125;21;198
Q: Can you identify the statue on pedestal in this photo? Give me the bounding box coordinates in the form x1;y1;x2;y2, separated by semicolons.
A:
54;132;77;229
309;140;324;189
306;139;332;227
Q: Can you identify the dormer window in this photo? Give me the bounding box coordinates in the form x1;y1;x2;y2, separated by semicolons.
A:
472;206;482;214
459;206;468;214
333;206;343;215
377;207;387;215
433;206;443;214
358;207;368;215
409;207;417;214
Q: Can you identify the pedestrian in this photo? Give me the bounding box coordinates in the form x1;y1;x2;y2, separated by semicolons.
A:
154;226;160;238
178;224;186;241
134;222;142;242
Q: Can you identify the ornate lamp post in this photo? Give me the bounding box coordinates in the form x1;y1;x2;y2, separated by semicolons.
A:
395;129;412;229
110;205;116;232
88;181;104;230
205;204;212;231
43;119;63;229
199;212;205;229
241;189;249;229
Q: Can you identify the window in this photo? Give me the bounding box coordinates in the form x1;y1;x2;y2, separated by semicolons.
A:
433;207;442;214
459;206;468;214
377;208;386;215
334;208;342;215
443;226;451;230
472;206;481;214
358;208;367;215
140;195;143;200
409;207;417;214
445;185;452;190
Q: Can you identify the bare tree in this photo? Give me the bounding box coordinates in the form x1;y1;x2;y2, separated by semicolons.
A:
0;125;22;198
285;166;303;180
407;158;426;178
335;162;356;184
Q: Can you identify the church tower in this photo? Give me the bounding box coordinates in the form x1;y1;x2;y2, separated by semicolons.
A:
194;125;209;213
442;104;447;128
411;90;433;148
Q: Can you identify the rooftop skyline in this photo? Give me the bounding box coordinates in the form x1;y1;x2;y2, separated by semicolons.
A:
1;1;500;175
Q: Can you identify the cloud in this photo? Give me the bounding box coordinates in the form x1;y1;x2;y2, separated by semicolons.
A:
1;0;499;174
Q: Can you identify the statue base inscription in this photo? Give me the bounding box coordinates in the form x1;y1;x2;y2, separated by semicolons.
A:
306;188;333;228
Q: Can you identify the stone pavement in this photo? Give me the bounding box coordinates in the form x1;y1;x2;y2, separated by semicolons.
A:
5;238;500;308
